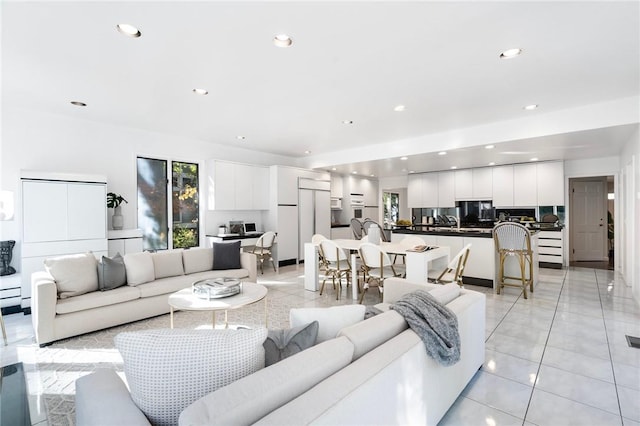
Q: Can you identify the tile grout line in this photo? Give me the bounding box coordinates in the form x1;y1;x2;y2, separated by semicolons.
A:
521;266;569;424
594;269;625;423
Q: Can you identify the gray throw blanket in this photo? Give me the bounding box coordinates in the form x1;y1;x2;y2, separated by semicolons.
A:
391;290;460;366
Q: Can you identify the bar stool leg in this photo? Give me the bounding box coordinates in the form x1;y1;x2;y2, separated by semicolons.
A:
1;309;7;346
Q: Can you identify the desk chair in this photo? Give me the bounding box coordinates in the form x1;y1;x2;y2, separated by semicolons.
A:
350;218;364;240
494;223;534;298
248;231;276;274
428;243;472;287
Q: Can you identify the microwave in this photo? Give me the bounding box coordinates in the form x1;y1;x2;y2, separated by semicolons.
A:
330;198;342;210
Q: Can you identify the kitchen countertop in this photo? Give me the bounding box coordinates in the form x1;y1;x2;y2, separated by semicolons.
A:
392;227;540;238
331;224;350;228
206;233;264;240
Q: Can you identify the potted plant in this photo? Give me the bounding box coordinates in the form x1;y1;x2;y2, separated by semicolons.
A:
107;192;128;230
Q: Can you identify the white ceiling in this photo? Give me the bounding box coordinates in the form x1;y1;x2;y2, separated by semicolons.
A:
3;1;639;177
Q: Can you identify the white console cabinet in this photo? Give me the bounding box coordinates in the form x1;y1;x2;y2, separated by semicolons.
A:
21;172;108;308
108;229;143;256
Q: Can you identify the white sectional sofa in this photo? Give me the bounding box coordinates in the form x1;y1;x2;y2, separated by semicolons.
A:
31;247;257;346
75;278;486;425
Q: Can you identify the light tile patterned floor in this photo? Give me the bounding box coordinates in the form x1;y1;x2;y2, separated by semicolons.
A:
1;264;639;425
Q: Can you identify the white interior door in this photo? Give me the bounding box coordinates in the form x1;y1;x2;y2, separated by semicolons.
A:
571;179;606;261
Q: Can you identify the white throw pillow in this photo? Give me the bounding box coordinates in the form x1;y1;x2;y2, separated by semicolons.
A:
123;252;155;286
182;247;214;274
115;328;267;426
290;305;366;344
151;250;184;279
428;282;461;306
44;252;98;298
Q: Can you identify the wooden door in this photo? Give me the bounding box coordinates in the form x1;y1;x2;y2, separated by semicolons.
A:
571;178;607;261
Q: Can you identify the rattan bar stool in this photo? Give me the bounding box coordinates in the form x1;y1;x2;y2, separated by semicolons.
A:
493;222;534;299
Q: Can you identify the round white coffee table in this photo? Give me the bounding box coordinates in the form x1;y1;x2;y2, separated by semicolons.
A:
168;282;268;329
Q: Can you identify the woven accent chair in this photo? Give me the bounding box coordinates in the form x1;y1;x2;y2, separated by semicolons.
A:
493;223;534;298
318;240;351;300
350;218;364;240
428;243;472;287
358;242;404;304
248;231;276;274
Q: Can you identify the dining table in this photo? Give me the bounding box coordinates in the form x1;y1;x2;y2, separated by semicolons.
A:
304;239;450;300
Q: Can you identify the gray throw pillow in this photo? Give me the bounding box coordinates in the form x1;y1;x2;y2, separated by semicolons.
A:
263;321;319;366
98;253;127;291
212;241;242;270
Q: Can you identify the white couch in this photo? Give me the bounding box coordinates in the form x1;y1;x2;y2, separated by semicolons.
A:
31;247;257;346
75;278;485;425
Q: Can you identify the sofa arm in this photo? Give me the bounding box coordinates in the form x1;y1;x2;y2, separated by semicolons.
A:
31;271;57;346
76;369;151;426
382;277;438;304
240;251;257;283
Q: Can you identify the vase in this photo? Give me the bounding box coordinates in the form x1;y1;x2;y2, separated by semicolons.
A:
112;206;124;230
0;240;16;276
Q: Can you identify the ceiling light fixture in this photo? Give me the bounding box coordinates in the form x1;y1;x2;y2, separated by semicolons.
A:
438;151;447;156
370;174;375;177
499;48;522;59
192;88;208;95
523;104;538;110
352;171;358;174
400;156;408;161
304;150;311;154
489;162;496;166
116;24;141;38
485;145;495;149
394;105;406;112
236;136;246;140
342;120;354;125
408;171;415;174
450;166;457;170
331;167;337;171
530;157;539;162
70;101;87;107
273;34;293;48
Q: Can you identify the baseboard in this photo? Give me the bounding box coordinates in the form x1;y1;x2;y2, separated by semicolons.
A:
461;276;493;288
1;305;23;315
539;262;563;269
278;259;297;267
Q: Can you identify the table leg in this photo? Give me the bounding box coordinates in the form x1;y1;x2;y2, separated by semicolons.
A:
212;311;217;329
265;298;269;328
170;307;174;329
224;310;228;329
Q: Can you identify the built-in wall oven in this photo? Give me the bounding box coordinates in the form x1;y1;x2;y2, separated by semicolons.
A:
351;193;365;219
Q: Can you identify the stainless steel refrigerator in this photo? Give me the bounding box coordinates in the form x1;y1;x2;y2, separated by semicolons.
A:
298;177;331;261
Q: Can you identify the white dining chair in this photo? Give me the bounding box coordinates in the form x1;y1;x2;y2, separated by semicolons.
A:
319;239;351;300
428;243;472;287
248;231;276;274
358;242;405;304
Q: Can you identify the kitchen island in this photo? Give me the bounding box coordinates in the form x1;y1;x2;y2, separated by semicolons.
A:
391;227;539;293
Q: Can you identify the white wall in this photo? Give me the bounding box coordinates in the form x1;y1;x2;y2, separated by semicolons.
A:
619;128;639;304
0;106;297;262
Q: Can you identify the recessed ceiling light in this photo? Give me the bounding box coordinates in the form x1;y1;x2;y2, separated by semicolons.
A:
400;156;408;161
409;170;415;174
116;24;141;38
304;150;311;154
394;105;406;112
489;162;496;166
192;88;208;95
523;104;538;110
273;34;293;48
70;101;86;107
331;167;337;171
342;120;354;125
499;48;522;59
370;174;375;177
236;135;246;140
438;151;447;156
352;171;358;174
530;157;539;162
485;145;495;149
450;166;457;170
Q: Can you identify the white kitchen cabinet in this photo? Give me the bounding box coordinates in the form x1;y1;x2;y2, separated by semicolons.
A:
275;166;300;205
536;161;564;206
438;171;455;207
538;229;564;268
108;229;144;257
513;164;537;206
454;169;473;200
492;166;514;207
472;168;493;199
23;181;69;243
209;160;270;210
363;179;379;207
407;174;423;207
330;226;352;240
422;173;439;207
462;237;494;280
330;174;344;198
391;232;437;246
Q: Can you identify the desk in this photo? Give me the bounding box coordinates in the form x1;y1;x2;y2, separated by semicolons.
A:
304;240;450;300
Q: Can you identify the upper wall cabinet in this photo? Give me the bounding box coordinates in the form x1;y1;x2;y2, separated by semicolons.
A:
421;173;438;207
407;174;423;207
492;166;514;207
454;170;473;200
536;161;564;206
513;164;537;206
208;160;269;210
330;174;344;198
472;168;493;199
437;171;455;208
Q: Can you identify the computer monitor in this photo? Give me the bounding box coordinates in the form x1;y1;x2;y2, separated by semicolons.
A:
244;223;257;233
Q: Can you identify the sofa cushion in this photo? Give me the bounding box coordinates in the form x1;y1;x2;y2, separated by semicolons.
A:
136;275;192;298
123;252;155;286
44;252;98;299
98;253;127;291
337;310;408;360
212;241;241;270
264;321;319;367
56;285;140;314
183;247;214;274
290;305;366;344
180;336;355;426
151;250;184;279
428;282;461;305
115;328;267;426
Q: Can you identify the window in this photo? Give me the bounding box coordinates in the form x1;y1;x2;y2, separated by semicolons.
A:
137;157;199;250
383;192;400;226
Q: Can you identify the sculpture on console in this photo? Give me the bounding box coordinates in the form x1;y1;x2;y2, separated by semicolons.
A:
0;240;16;276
